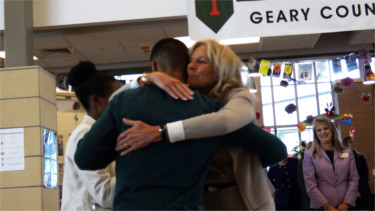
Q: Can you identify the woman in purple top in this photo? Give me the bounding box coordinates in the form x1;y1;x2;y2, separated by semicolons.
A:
303;116;359;211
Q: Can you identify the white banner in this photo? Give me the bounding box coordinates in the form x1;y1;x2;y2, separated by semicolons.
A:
187;0;375;40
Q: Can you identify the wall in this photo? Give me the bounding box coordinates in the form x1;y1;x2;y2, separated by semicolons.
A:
56;99;86;187
337;82;375;191
0;66;59;210
0;0;187;30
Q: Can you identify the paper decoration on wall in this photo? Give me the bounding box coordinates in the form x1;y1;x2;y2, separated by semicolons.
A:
285;103;297;114
273;62;282;77
358;48;372;65
316;62;329;81
297;114;353;132
330;114;353;124
263;126;271;132
361;93;371;102
324;102;335;117
267;67;272;76
247;57;258;73
283;63;293;79
57;75;69;91
297;63;313;81
345;53;358;72
364;64;375;80
72;101;81;122
256;111;261;120
280;80;289;87
72;101;81;110
0;57;4;68
58;135;64;156
285;78;305;85
341;77;353;87
332;84;344;93
259;59;271;76
332;58;342;74
349;126;355;138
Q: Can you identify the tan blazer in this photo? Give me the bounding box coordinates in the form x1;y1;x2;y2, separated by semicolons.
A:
202;145;275;210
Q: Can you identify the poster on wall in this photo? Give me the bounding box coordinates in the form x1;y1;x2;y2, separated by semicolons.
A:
332;58;343;74
297;63;313;81
345;53;358;72
316;61;330;81
273;62;282;77
0;128;25;172
58;135;64;156
283;63;293;79
43;129;58;189
259;59;271;76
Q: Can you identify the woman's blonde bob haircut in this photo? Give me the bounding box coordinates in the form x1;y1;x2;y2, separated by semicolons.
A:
190;39;244;102
311;116;345;157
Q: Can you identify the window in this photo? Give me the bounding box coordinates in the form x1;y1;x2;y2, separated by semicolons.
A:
114;74;142;85
260;58;361;154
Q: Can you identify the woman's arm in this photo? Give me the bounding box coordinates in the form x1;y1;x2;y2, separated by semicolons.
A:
79;163;116;208
109;72;193;102
168;88;256;142
116;88;256;155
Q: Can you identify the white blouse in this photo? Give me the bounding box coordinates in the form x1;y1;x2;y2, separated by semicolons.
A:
61;115;116;211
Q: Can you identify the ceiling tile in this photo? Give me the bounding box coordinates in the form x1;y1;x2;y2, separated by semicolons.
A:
117;27;166;61
260;34;320;51
41;57;84;68
63;31;131;63
349;30;375;45
34;35;71;49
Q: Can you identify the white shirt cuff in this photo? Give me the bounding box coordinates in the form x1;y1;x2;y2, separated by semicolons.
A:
129;79;140;89
166;121;185;143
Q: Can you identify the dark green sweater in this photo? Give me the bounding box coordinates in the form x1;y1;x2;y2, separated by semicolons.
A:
75;86;222;210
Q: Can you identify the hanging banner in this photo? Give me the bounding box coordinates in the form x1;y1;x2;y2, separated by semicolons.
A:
332;58;343;74
259;59;271;76
187;0;375;40
273;62;282;77
283;63;293;79
345;53;358;72
297;63;313;81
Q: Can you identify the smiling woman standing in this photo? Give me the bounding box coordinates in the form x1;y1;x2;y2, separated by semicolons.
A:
303;116;359;211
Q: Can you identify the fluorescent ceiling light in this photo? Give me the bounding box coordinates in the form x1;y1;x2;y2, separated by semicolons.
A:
0;51;38;60
175;36;260;47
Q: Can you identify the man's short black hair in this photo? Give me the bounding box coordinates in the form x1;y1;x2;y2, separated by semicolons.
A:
150;38;189;72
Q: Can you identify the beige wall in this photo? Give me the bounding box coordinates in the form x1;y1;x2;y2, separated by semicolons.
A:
338;82;375;193
56;99;86;177
0;66;59;210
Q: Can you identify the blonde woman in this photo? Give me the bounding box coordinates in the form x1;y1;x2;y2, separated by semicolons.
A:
303;117;359;211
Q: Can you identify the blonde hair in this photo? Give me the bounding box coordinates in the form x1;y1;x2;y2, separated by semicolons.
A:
190;39;243;102
312;116;345;157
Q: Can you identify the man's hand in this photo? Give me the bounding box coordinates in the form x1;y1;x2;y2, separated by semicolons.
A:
148;72;194;100
116;119;161;156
